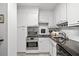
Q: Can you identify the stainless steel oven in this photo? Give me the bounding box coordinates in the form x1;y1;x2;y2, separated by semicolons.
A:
27;42;38;47
26;26;39;50
26;41;38;50
26;37;38;50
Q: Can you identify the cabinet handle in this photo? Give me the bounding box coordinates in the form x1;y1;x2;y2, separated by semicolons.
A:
0;39;4;42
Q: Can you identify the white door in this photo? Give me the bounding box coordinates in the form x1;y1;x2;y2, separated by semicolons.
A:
39;38;50;53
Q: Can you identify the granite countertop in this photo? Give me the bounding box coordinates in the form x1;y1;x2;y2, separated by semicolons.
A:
51;37;79;56
60;40;79;56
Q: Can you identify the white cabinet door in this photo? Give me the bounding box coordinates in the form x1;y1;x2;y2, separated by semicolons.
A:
39;38;50;53
54;3;67;24
17;8;39;26
25;8;38;26
17;27;27;52
49;41;53;56
39;10;50;23
67;3;79;26
49;39;57;56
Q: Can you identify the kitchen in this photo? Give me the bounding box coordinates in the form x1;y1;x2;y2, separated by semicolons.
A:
17;3;79;56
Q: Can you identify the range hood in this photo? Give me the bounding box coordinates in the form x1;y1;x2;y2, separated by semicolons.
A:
68;22;79;27
56;20;68;28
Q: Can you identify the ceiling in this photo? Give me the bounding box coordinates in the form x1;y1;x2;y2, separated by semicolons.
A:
17;3;58;10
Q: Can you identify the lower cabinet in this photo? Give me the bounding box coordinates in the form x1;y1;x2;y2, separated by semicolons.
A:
49;39;57;56
49;40;53;56
38;38;57;56
38;38;50;53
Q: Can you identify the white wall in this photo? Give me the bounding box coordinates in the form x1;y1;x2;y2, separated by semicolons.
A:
61;27;79;42
8;3;17;56
53;3;66;24
17;6;39;52
0;3;8;56
39;10;55;27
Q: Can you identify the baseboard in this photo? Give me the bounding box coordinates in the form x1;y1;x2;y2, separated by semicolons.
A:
17;52;49;54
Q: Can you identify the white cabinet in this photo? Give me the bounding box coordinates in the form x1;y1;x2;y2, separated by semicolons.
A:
39;10;54;27
26;9;39;26
17;27;27;52
39;10;49;23
49;39;53;56
67;3;79;26
54;3;67;24
38;38;50;53
17;8;39;26
49;39;57;56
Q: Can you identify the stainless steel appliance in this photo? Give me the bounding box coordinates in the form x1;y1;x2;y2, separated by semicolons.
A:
38;23;49;35
27;26;38;37
26;39;38;50
26;26;38;50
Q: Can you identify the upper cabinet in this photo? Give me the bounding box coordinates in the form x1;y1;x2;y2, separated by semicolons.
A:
39;10;51;23
54;3;79;27
54;3;67;25
39;10;55;27
17;7;39;26
26;8;39;26
67;3;79;26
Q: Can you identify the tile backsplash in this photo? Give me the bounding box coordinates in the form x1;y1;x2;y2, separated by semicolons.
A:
61;27;79;42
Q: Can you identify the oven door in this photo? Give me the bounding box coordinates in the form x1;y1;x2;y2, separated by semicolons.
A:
26;42;38;50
